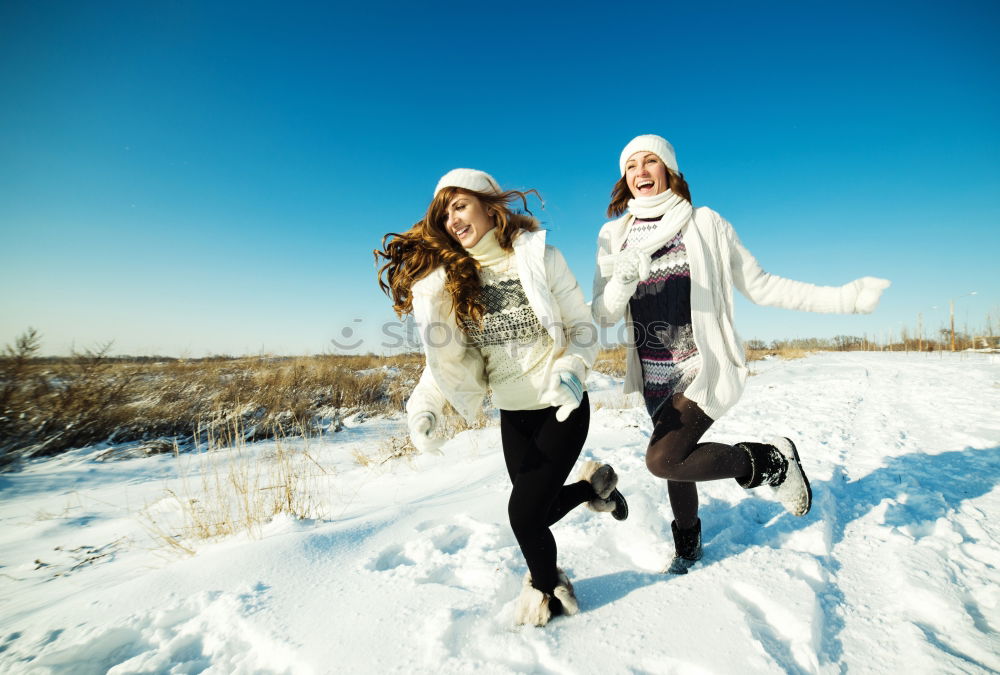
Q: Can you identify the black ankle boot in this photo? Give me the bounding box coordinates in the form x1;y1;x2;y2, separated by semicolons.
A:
665;519;703;574
734;442;788;489
735;438;812;516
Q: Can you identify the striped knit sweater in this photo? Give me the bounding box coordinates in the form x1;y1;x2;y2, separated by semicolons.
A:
593;207;882;420
623;217;702;416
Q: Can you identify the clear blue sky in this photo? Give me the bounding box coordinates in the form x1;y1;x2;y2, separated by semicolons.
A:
2;0;998;356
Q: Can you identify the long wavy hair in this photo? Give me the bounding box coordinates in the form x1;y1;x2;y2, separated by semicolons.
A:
375;186;540;328
606;169;692;218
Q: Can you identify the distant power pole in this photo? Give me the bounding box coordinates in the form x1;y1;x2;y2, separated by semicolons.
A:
950;300;956;351
949;292;977;351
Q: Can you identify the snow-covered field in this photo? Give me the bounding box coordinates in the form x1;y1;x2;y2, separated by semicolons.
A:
1;351;999;674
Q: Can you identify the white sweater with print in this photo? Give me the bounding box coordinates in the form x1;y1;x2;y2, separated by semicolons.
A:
406;228;597;425
462;229;557;410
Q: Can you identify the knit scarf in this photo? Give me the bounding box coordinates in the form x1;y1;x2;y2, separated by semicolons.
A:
627;189;694;246
598;190;695;277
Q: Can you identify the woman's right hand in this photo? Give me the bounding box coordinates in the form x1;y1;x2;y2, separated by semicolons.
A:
613;248;652;284
409;411;444;455
593;247;652;324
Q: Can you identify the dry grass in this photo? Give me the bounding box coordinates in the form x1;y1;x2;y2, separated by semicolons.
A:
593;342;823;374
353;433;417;467
0;328;423;470
591;393;644;411
351;404;492;467
8;323;960;472
139;419;331;553
593;345;628;378
744;345;812;362
438;404;492;436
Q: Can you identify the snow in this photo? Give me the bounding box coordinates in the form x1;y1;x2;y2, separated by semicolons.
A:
1;351;999;674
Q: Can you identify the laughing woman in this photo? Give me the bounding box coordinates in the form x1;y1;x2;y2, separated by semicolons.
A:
592;135;889;573
375;169;627;626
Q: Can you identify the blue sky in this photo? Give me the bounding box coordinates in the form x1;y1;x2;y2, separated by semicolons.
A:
2;0;998;356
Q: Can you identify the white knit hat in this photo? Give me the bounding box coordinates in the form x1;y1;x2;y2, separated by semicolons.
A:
434;168;502;196
619;135;679;175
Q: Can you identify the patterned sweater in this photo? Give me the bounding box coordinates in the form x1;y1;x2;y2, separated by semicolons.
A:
623;217;702;416
461;229;554;410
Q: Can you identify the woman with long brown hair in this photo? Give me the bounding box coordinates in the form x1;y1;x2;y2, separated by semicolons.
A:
376;168;627;626
592;135;890;573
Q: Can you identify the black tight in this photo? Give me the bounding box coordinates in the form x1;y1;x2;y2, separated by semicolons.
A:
500;393;593;595
646;394;751;530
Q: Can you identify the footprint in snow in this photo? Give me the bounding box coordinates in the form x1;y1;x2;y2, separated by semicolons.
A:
417;520;473;554
366;544;417;571
366;523;475;574
366;519;510;595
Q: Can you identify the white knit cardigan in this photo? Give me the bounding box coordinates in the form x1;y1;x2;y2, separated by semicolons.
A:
407;229;597;425
592;206;870;420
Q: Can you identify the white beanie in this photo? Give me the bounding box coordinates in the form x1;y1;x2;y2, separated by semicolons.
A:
434;168;502;196
619;135;679;175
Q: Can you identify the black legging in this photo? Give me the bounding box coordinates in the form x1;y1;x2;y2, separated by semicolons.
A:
500;393;594;595
646;393;751;530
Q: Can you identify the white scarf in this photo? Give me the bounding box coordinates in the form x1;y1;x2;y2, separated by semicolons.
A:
598;189;695;277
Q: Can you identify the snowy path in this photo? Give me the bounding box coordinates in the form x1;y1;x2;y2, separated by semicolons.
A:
1;352;998;674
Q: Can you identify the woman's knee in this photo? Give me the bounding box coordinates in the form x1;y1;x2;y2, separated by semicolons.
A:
507;496;540;536
645;442;687;479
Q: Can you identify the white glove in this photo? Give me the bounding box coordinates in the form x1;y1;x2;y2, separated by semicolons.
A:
408;411;443;455
613;247;652;284
852;277;891;314
539;371;585;423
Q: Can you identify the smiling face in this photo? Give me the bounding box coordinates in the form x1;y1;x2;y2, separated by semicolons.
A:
444;190;495;248
624;151;669;198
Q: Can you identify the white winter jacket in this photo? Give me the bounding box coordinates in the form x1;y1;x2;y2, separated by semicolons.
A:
407;229;598;425
592;206;878;420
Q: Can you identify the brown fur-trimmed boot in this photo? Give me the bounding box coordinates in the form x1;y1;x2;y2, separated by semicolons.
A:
576;460;629;521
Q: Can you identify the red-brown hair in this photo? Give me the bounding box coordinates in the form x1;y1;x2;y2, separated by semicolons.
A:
375;187;540;327
606;169;692;218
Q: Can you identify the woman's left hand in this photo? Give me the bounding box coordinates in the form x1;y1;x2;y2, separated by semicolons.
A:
540;371;584;422
852;277;891;313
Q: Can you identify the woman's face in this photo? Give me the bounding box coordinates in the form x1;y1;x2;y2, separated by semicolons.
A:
444;191;495;248
624;151;669;198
